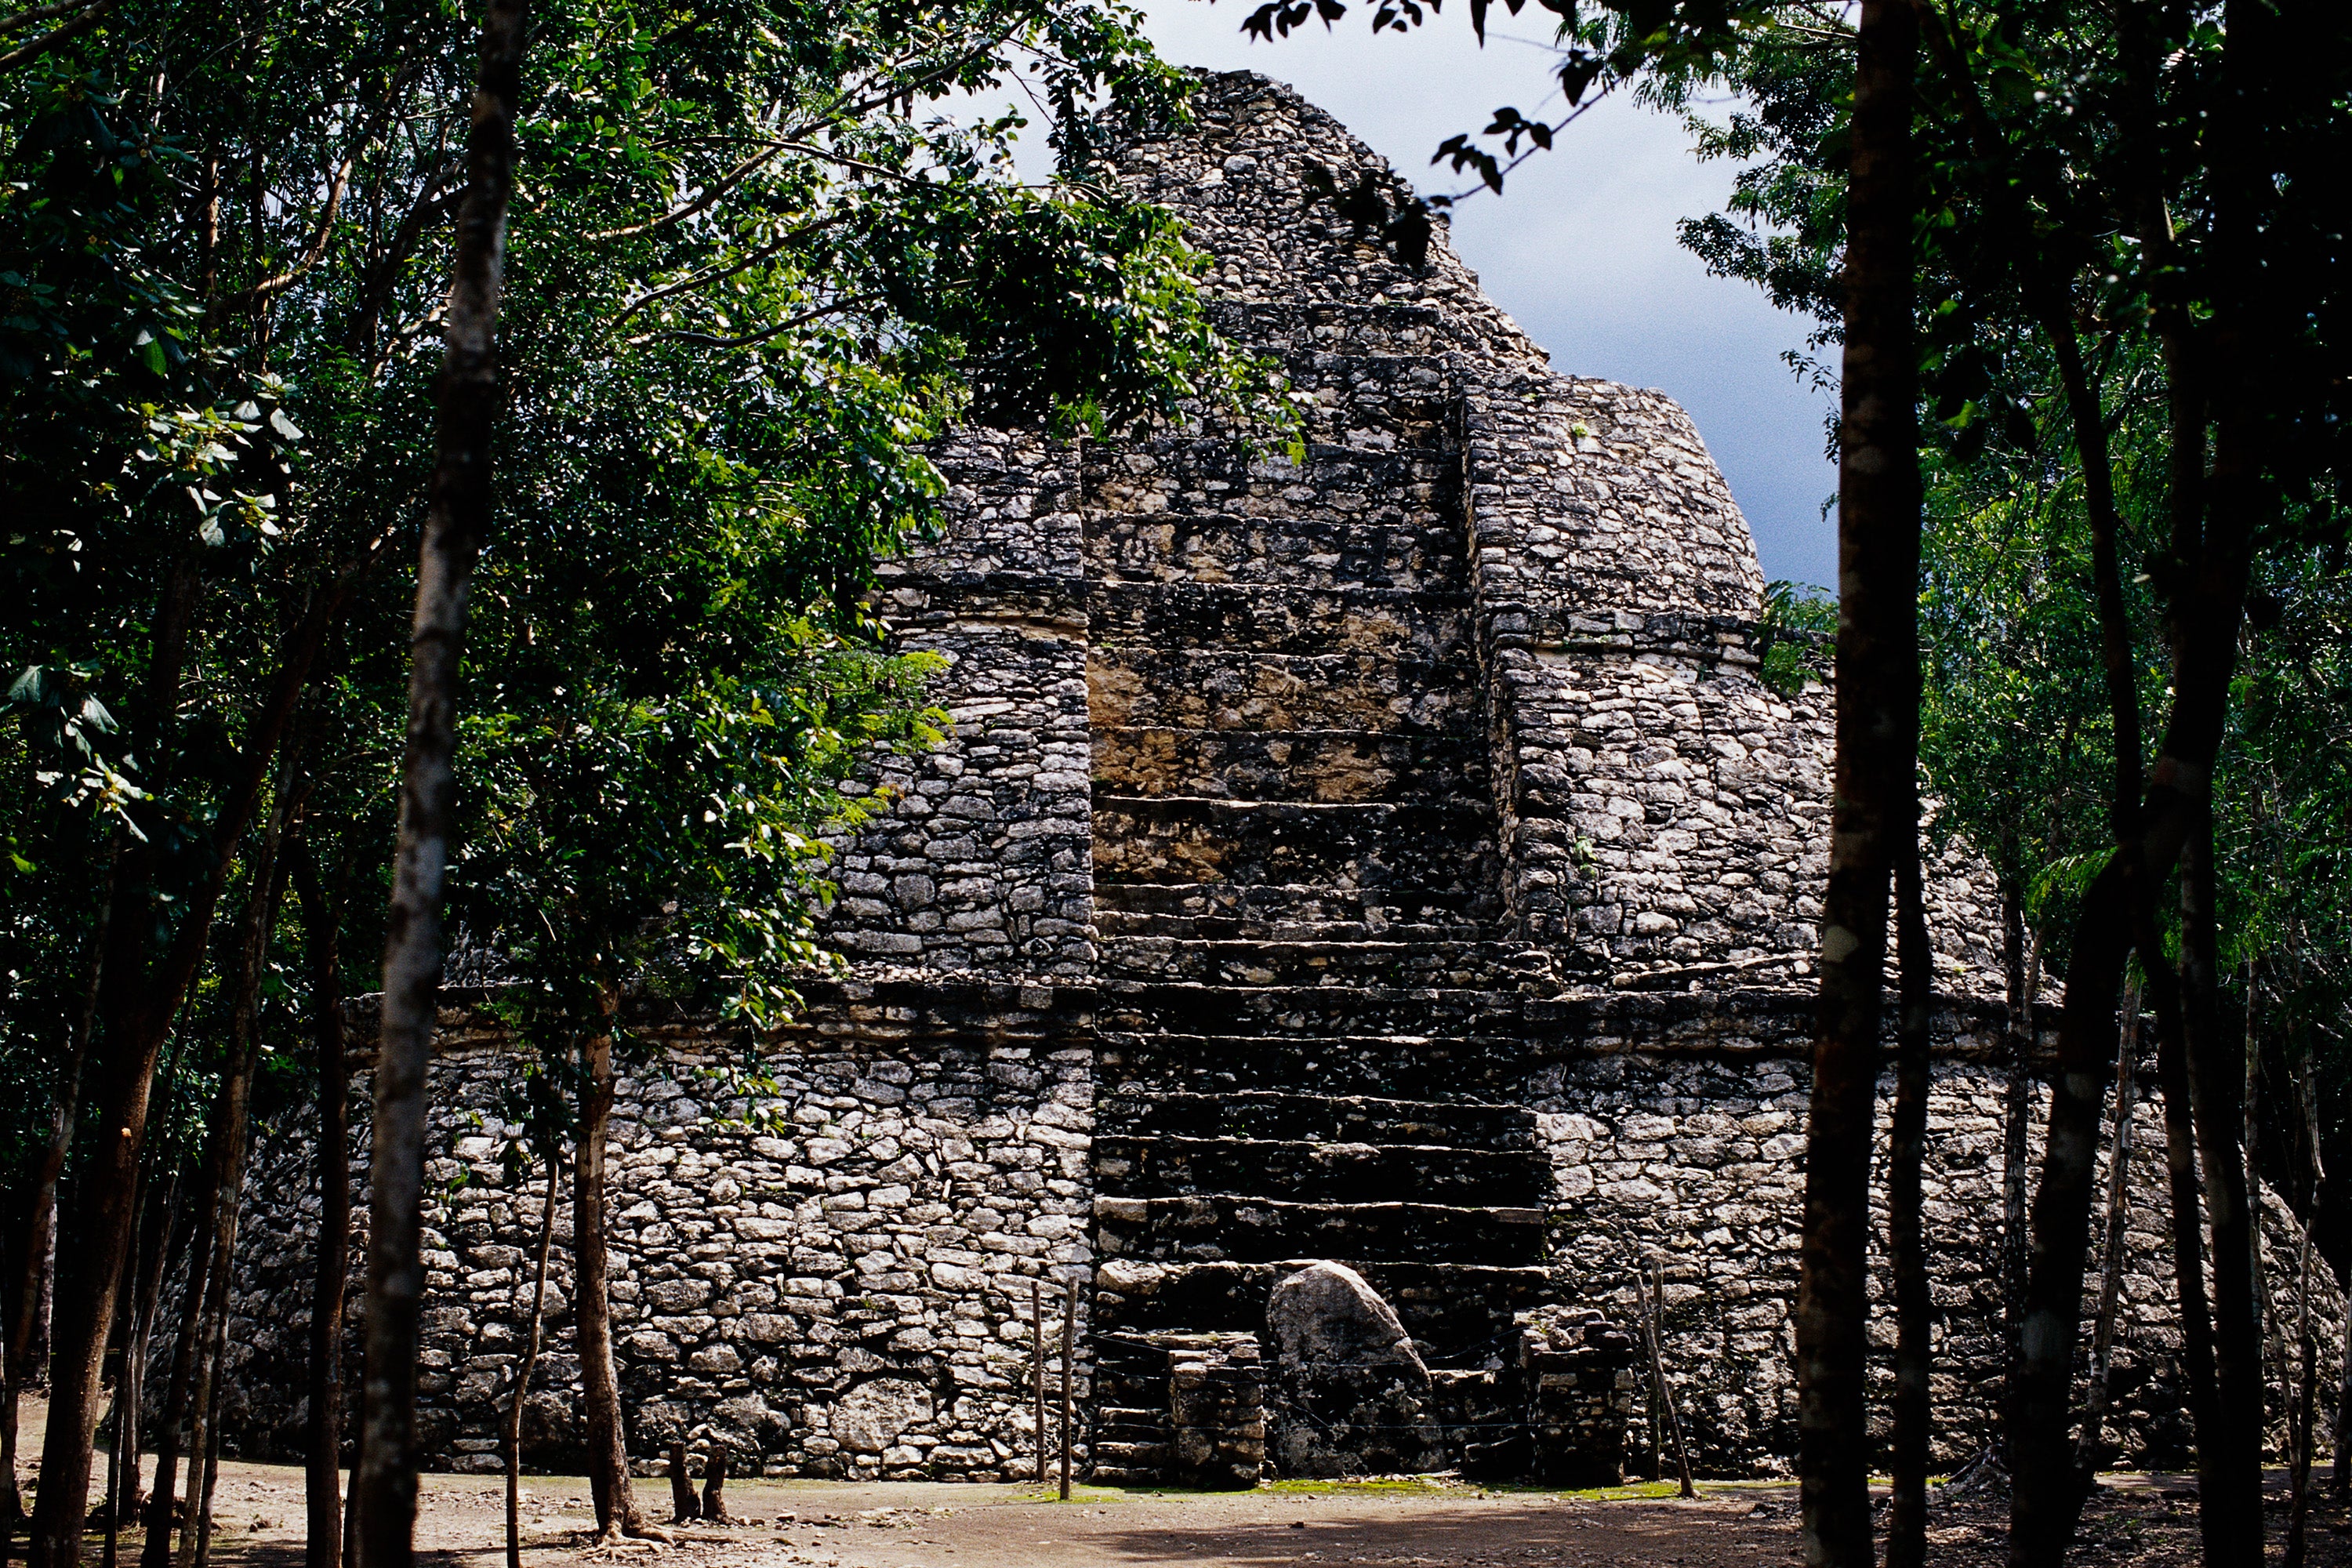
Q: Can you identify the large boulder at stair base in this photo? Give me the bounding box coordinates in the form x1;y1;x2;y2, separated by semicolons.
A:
1265;1261;1442;1477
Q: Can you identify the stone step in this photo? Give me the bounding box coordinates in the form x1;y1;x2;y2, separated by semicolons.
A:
1100;1090;1538;1149
1091;798;1498;895
1095;1194;1545;1265
1098;980;1518;1040
1094;909;1474;942
1095;1260;1554;1364
1205;299;1490;358
1095;936;1554;989
1089;648;1480;733
1272;353;1455;452
1092;728;1485;805
1086;511;1469;592
1092;1409;1170;1443
1091;879;1488;932
1095;1030;1534;1101
1087;582;1472;662
1088;1442;1167;1473
1083;440;1457;527
1094;1134;1547;1206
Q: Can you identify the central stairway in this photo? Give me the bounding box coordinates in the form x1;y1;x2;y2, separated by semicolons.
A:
1083;302;1556;1479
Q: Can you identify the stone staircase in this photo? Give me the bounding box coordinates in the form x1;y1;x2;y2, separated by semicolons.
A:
1083;303;1556;1479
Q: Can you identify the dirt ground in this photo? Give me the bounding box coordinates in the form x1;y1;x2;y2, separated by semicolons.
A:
89;1458;2352;1568
27;1392;2352;1568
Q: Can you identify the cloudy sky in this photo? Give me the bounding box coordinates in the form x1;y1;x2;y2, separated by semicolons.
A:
1125;1;1841;588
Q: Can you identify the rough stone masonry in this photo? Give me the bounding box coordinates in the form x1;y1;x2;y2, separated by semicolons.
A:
214;71;2336;1486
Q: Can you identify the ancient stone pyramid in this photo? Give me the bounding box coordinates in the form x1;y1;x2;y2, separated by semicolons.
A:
220;75;2261;1489
813;71;2005;1477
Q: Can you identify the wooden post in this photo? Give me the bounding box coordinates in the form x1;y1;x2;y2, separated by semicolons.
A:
1629;1261;1661;1480
1059;1276;1077;1501
666;1443;698;1524
699;1447;729;1525
1032;1279;1047;1489
1653;1261;1696;1498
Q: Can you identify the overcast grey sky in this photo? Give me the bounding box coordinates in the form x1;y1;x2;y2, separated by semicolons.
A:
1130;1;1841;588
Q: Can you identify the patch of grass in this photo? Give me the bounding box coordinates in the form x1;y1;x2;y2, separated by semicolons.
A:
1261;1477;1450;1495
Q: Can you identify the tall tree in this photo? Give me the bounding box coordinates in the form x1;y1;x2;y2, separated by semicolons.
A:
1795;10;1920;1566
350;2;531;1564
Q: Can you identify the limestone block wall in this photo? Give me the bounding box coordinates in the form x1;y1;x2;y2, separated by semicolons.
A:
1520;999;2344;1477
212;982;1097;1482
1454;372;2006;996
822;433;1094;979
1102;81;1550;372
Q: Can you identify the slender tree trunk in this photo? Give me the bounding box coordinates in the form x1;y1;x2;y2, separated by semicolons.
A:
296;842;352;1568
117;1175;183;1550
506;1162;558;1568
100;1252;132;1568
142;1192;218;1568
2285;1033;2326;1564
172;808;292;1568
1998;909;2038;1471
2182;819;2265;1564
2285;1218;2317;1568
2009;853;2140;1568
351;5;527;1567
575;1014;646;1541
2077;975;2143;1483
2;844;114;1559
1798;6;1919;1564
1887;844;1933;1568
2335;1312;2350;1502
2136;941;2227;1563
34;510;368;1568
2243;975;2268;1395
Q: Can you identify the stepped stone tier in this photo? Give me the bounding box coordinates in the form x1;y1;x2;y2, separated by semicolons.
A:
214;72;2332;1485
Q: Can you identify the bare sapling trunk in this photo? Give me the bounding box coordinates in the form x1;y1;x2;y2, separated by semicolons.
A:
351;2;528;1566
2285;1218;2318;1568
177;823;292;1568
1645;1261;1695;1498
101;1260;132;1568
1999;920;2040;1468
2136;942;2227;1562
2336;1312;2351;1503
575;1017;654;1542
296;841;351;1568
2182;822;2265;1566
1889;843;1933;1568
1059;1276;1076;1501
1030;1280;1046;1487
2245;973;2267;1378
1798;5;1919;1566
2076;975;2143;1486
507;1162;559;1568
2285;1047;2325;1568
35;517;360;1568
115;1178;183;1555
3;844;114;1563
1631;1261;1662;1481
142;1191;218;1568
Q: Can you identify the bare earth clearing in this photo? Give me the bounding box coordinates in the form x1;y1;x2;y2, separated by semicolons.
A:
33;1396;2352;1567
113;1457;2352;1568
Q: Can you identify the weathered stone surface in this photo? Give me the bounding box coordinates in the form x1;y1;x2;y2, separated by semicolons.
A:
1265;1263;1439;1477
208;70;2339;1489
